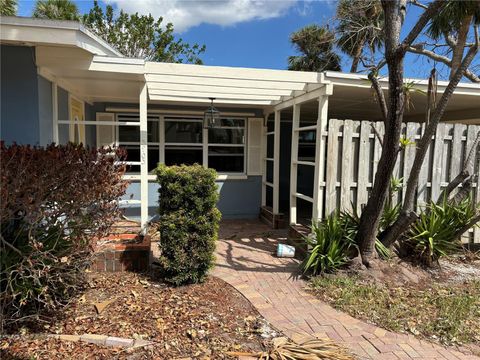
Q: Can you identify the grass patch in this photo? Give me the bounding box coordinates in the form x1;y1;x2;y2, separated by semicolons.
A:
309;276;480;345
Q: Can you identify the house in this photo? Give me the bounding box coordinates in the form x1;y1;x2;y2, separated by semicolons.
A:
2;16;480;236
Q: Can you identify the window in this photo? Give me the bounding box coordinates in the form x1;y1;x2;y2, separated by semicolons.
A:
116;114;247;175
117;113;160;173
207;118;245;173
165;116;246;174
164;117;203;166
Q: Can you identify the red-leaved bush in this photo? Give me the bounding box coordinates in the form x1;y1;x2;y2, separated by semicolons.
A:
0;142;128;328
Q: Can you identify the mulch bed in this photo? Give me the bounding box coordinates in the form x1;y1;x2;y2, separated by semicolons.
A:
1;272;274;359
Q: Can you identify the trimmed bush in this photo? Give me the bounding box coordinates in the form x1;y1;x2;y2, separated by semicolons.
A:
156;164;221;285
0;142;128;328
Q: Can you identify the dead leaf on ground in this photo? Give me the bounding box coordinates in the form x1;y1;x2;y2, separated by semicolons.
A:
93;299;115;314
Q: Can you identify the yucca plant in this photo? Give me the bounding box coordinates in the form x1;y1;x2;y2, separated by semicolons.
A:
406;197;479;266
302;214;355;275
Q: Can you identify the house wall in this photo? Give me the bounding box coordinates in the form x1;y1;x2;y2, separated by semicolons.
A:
1;45;40;145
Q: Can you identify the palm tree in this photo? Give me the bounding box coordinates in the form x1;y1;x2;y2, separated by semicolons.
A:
33;0;80;21
288;25;341;72
427;1;480;80
336;0;384;73
0;0;17;16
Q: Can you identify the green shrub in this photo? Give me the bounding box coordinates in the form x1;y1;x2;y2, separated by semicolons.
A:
156;164;221;285
0;143;128;327
405;197;479;266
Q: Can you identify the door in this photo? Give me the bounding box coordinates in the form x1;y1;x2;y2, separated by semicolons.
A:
69;95;85;144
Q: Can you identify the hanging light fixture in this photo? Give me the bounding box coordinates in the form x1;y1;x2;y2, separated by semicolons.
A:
203;97;220;128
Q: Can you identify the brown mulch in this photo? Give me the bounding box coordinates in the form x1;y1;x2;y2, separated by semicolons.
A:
1;272;273;359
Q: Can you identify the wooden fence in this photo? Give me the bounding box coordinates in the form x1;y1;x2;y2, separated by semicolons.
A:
322;119;480;244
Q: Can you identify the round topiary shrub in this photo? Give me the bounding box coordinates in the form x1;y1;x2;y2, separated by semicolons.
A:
155;164;221;285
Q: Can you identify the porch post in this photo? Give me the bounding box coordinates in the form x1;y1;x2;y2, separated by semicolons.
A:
261;114;268;207
139;82;149;230
289;103;300;225
52;82;59;143
312;84;333;221
273;110;281;214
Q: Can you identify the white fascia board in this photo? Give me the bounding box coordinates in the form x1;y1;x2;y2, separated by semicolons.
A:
0;16;122;57
145;61;323;83
324;71;480;96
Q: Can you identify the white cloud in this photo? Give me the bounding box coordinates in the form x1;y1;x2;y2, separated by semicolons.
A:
104;0;299;32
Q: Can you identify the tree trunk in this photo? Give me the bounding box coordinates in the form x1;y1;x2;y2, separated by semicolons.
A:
350;38;366;73
450;15;473;80
356;0;405;266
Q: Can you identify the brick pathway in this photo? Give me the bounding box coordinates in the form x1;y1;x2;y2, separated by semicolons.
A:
212;220;478;360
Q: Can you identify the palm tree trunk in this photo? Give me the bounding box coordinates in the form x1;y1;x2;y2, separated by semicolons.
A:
450;15;473;80
350;38;366;73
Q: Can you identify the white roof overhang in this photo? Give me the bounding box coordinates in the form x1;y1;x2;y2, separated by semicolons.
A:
0;16;122;57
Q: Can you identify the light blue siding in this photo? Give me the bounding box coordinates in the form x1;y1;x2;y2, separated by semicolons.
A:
38;75;53;145
1;45;39;145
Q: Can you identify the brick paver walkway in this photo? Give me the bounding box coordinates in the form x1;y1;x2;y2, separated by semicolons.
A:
212;219;478;360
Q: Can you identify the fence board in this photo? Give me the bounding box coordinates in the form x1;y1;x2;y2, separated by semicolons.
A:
417;123;430;209
325;119;340;215
451;124;465;180
341;120;354;212
357;121;370;213
431;123;446;202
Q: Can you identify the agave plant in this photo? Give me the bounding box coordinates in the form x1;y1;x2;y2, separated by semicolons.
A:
406;197;479;266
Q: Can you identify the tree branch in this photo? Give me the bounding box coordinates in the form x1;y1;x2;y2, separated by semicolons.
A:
368;73;388;122
407;45;480;82
400;0;447;54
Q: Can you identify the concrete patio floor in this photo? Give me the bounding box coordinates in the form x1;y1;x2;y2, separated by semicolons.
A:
212;219;478;360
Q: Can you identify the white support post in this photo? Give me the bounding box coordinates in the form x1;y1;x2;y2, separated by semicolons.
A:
159;115;165;164
261;115;267;207
52;82;59;143
273;110;281;214
289;103;300;225
139;82;149;230
312;85;332;221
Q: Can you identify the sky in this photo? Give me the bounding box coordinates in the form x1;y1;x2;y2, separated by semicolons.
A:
15;0;456;79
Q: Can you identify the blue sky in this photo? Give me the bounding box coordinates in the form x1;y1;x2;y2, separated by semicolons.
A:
16;0;454;79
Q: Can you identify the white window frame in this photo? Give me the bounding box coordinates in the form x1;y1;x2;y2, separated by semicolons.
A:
113;112;248;179
164;115;247;176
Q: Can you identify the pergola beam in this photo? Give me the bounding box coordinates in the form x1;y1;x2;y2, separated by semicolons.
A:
148;89;282;101
147;82;295;97
148;95;273;105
